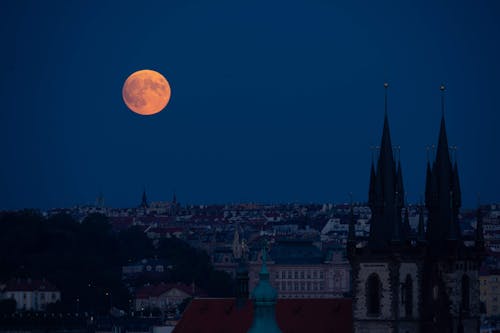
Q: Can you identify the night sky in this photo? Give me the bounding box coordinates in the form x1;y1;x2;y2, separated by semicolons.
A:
1;1;499;209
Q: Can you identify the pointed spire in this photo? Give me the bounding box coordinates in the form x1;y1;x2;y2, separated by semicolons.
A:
440;84;446;117
248;245;281;333
403;205;411;241
447;191;458;241
391;191;401;243
384;82;389;116
425;156;433;208
140;187;149;209
426;85;463;247
396;159;405;206
368;83;402;249
417;202;426;243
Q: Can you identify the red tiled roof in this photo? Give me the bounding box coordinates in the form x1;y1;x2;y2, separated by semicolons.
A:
136;282;194;299
4;279;59;292
173;298;352;333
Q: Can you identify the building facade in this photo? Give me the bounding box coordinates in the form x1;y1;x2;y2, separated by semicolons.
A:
248;239;351;298
2;279;61;311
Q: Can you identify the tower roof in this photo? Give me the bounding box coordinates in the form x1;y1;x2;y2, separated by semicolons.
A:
425;85;462;247
367;83;404;250
251;249;277;304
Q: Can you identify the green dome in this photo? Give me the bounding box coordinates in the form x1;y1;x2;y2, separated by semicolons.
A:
251;262;277;305
247;249;282;333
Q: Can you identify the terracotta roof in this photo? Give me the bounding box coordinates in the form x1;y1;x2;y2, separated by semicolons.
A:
135;282;194;299
4;279;59;292
173;298;352;333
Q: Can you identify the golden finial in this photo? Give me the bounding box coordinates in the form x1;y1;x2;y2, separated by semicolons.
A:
440;84;446;91
384;82;389;88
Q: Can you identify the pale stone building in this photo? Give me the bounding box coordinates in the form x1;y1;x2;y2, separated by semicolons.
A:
2;279;61;311
248;239;351;298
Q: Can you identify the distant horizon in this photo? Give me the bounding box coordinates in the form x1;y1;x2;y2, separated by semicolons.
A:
2;1;499;211
3;196;497;212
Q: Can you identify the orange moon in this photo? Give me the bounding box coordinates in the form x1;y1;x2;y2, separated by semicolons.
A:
122;69;171;116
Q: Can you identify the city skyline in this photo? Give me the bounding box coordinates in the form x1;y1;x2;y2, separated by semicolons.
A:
1;1;499;209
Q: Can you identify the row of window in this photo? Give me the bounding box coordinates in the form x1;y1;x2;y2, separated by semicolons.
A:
9;292;58;301
365;273;471;317
274;270;325;280
276;281;325;292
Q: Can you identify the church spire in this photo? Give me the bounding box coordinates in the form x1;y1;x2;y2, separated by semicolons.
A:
403;205;411;241
248;247;282;333
368;83;403;249
425;85;462;246
140;187;149;209
417;202;426;243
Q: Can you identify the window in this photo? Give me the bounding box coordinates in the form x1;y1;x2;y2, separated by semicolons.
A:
301;282;305;291
282;282;286;291
300;271;305;279
366;273;381;316
313;271;317;279
275;272;279;279
307;271;311;279
320;271;324;279
294;282;299;291
282;271;286;279
462;274;470;312
295;272;298;279
288;271;292;279
402;275;413;317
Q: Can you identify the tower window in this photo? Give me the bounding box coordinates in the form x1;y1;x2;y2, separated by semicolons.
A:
366;273;381;316
402;274;413;317
462;274;470;313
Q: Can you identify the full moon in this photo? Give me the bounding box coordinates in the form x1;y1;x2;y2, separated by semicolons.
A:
122;69;171;116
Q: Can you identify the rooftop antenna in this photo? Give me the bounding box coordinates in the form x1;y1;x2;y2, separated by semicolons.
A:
384;82;389;116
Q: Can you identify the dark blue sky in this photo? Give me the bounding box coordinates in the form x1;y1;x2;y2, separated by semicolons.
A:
1;0;499;209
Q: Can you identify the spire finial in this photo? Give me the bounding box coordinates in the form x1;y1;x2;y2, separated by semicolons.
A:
440;84;446;117
384;82;389;116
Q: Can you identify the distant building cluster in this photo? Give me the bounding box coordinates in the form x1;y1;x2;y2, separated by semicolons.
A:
0;279;60;311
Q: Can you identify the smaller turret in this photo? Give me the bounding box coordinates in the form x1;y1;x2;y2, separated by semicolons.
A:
417;204;426;243
248;248;282;333
140;188;149;209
